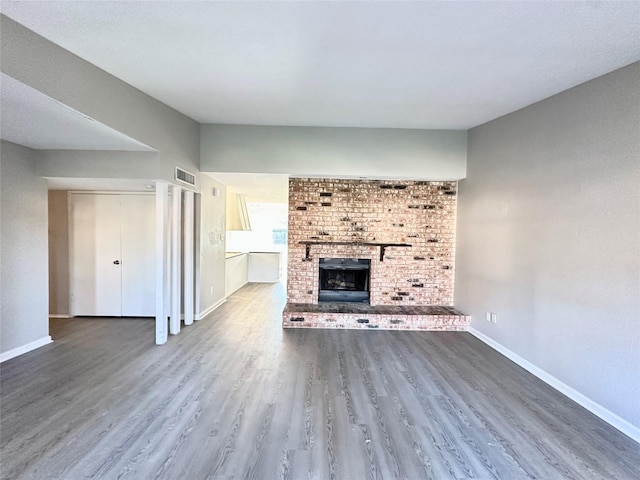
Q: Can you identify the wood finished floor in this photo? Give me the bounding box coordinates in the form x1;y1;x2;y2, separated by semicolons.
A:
1;283;638;480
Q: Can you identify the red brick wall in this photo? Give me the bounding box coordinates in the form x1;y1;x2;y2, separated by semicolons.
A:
287;178;457;306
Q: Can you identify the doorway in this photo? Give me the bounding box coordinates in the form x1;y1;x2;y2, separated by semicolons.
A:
69;193;155;317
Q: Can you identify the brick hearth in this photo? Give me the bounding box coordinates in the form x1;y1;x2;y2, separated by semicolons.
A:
283;303;469;330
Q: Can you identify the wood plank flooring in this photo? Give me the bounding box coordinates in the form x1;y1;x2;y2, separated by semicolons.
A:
1;283;638;479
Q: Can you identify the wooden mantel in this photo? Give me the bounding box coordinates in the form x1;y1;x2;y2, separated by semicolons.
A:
298;241;412;261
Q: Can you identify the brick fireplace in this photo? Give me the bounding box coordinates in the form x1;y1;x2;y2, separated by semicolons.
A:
282;178;469;330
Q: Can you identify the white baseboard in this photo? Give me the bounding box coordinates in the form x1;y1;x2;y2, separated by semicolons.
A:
0;336;53;363
468;327;640;444
49;314;71;319
195;298;226;321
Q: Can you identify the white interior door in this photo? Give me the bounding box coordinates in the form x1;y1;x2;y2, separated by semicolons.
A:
121;195;155;316
71;194;122;316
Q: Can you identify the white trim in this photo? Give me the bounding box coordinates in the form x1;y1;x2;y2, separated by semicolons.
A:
67;191;154;196
164;189;172;331
468;327;640;444
183;191;195;326
48;314;71;319
155;182;169;345
1;336;53;363
67;191;75;317
169;185;182;335
195;298;226;321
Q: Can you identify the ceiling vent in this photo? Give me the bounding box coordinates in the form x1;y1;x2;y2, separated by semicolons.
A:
175;167;196;187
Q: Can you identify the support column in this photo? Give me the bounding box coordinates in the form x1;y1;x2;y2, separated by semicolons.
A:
155;182;169;345
164;193;172;325
183;190;195;326
170;185;182;335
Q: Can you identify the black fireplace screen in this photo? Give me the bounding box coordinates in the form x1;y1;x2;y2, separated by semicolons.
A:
320;269;368;291
318;258;370;303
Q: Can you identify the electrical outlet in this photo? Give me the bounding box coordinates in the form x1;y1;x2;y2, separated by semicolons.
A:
210;286;214;295
485;312;492;322
491;313;497;323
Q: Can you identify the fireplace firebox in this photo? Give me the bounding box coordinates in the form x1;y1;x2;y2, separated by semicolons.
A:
318;258;370;303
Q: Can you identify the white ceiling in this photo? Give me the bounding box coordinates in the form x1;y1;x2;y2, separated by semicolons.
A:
0;74;155;151
2;1;639;130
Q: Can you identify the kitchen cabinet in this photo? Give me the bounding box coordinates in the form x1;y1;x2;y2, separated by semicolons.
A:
225;253;248;297
248;252;280;283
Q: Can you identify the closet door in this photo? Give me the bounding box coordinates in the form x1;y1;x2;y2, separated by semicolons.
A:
71;194;123;316
120;195;155;316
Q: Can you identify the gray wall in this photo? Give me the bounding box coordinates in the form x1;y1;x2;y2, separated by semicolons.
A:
1;15;200;184
0;16;214;357
201;124;467;180
195;176;227;315
48;190;69;316
455;62;640;428
1;141;50;354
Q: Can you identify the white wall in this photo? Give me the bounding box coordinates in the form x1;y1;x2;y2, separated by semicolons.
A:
195;175;227;317
201;124;467;180
455;62;640;432
1;141;50;356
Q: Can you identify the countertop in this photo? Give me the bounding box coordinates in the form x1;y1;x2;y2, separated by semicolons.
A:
225;251;281;259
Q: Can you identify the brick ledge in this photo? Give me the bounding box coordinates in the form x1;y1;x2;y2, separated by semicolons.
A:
282;302;469;331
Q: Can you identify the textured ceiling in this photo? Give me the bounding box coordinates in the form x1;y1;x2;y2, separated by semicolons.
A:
2;1;639;129
0;74;154;151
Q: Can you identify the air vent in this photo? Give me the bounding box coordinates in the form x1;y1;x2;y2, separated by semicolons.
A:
175;167;196;186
